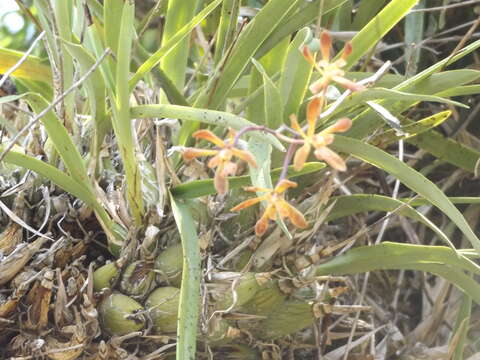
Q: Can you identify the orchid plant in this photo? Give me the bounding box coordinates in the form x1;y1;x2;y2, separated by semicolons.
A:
182;31;364;236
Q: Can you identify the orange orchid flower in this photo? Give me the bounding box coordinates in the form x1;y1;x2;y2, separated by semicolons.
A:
183;129;257;195
303;31;365;94
290;97;352;172
231;179;308;237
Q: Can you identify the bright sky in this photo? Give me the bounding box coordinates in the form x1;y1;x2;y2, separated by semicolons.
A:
0;0;24;33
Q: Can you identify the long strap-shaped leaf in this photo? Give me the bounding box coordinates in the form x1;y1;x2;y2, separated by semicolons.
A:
160;0;201;91
326;194;454;249
129;0;222;92
343;0;419;69
26;94;90;187
255;0;347;60
130;104;284;151
348;41;480;140
0;47;52;84
170;195;201;360
172;162;324;199
112;1;143;225
315;242;480;305
331;135;480;253
202;0;301;110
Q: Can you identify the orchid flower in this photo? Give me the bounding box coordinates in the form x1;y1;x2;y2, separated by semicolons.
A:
231;180;308;236
183;130;257;195
291;110;352;172
303;31;365;94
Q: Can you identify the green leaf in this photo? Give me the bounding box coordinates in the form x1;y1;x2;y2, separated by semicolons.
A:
351;0;388;30
450;294;471;360
202;0;301;109
171;162;325;199
213;0;240;65
170;196;201;360
407;129;480;174
343;0;420;69
104;0;124;56
404;0;425;76
111;1;144;225
329;88;466;120
0;47;51;84
437;85;480;98
370;110;451;146
160;0;201;91
246;37;288;128
399;39;480;92
255;0;347;59
278;28;313;123
1;145;94;207
26;94;90;186
0;94;26;104
52;0;75;127
130;104;285;151
251;59;283;129
63;40;109;158
129;0;222;91
349;70;480;139
327;194;454;249
331;136;480;253
315;242;480;305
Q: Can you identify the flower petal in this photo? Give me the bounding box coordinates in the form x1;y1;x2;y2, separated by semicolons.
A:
221;161;237;177
231;195;267;212
275;200;308;229
290;114;306;138
314;146;347;172
274;179;298;194
331;75;365;92
307;97;322;135
208;154;222;168
302;46;316;66
341;42;352;61
320;31;332;62
192;130;225;147
183;148;218;161
312;133;334;148
231;148;257;168
293;143;311;171
265;203;278;221
309;77;329;94
255;209;271;237
214;163;228;194
243;186;271;193
329;118;352;133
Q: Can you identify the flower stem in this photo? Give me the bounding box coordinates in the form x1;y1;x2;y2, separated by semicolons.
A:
233;125;301;146
278;143;297;183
